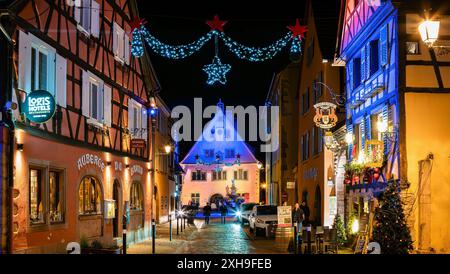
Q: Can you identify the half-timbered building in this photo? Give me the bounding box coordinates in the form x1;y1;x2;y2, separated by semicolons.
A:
335;0;450;253
0;0;160;253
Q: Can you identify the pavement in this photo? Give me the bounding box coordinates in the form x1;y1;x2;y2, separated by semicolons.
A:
127;217;352;254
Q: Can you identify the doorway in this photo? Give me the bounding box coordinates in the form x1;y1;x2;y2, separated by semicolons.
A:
113;179;121;238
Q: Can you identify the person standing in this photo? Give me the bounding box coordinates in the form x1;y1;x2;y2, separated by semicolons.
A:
300;201;310;226
292;202;305;232
203;203;211;225
220;204;228;224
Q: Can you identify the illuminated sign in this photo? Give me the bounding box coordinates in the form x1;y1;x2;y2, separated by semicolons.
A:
23;90;56;123
313;102;338;129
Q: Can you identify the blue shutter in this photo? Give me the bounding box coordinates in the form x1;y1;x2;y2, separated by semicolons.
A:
365;116;371;141
347;123;353;161
348;59;354;91
380;24;388;67
360;47;366;81
365;43;371;79
382;104;389;155
361;118;366;149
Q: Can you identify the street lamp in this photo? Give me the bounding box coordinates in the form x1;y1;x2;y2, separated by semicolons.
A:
419;20;440;47
376;120;388;134
257;161;263;170
164;144;172;154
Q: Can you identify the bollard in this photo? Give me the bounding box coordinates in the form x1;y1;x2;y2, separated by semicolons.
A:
152;219;156;254
122;229;127;254
169;215;172;241
177;217;179;235
184;217;186;230
293;225;298;254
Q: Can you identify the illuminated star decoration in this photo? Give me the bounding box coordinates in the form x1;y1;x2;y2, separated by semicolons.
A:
206;15;227;32
203;56;231;85
287;18;308;40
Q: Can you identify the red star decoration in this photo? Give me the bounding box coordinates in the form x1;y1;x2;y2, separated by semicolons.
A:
287;19;308;39
130;16;147;33
206;15;227;32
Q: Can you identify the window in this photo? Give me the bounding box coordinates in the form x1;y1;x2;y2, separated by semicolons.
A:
82;71;106;125
313;127;320;155
130;182;143;211
89;78;102;121
128;98;147;140
406;42;420;55
113;22;130;64
74;0;100;37
192;170;206;181
225;149;235;158
30;168;45;225
301;132;310;161
302;88;310;114
370;39;379;76
370;112;384;141
313;72;323;104
78;176;102;215
191;193;200;205
234;169;248;180
353;58;361;89
49;171;64;223
212;171;227;181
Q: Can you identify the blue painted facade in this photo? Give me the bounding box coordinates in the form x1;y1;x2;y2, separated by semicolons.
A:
340;1;400;179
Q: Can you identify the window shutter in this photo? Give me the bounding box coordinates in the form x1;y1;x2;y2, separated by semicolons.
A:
128;98;134;136
360;118;366;149
142;105;148;141
365;43;371;79
91;0;100;38
348;59;353;91
74;4;81;24
365;116;371;141
103;84;111;127
18;30;31;93
113;23;119;57
55;53;67;108
380;24;388;67
81;70;89;117
98;84;103;121
346;123;353;160
360;46;366;81
124;34;130;64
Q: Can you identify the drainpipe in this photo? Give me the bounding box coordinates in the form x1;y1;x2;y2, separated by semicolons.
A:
0;11;14;254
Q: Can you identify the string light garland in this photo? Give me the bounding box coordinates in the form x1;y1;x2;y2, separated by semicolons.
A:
130;15;307;85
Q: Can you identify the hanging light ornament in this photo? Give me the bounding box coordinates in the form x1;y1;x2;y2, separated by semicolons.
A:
203;35;231;85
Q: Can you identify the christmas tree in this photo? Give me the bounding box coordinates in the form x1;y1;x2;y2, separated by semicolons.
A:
372;181;413;254
333;214;347;245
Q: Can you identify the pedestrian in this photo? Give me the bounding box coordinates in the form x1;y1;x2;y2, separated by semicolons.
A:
220;204;228;224
203;203;211;225
292;202;305;235
300;200;310;226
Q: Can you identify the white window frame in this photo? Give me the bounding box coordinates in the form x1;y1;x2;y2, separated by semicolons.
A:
86;74;104;126
129;99;144;139
30;36;56;95
113;22;130;64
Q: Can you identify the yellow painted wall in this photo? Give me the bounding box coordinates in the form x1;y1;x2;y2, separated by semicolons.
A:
405;93;450;253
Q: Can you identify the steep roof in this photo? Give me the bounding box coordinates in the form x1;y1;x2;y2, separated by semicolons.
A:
180;102;259;165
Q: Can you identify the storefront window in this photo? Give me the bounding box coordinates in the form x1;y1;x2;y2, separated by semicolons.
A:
79;176;102;215
30;168;45;225
49;171;64;223
130;181;143;211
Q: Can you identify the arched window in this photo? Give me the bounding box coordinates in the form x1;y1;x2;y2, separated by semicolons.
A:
78;176;102;215
130;181;143;211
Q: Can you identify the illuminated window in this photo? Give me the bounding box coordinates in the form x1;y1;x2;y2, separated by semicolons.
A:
78;176;102;215
191;193;200;205
192;170;206;181
29;168;45;225
49;171;64;223
234;169;248;180
130;182;143;211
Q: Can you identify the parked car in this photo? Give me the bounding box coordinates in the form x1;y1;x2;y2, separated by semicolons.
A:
248;205;278;237
237;202;258;225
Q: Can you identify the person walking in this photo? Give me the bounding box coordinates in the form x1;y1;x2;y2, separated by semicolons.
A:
300;200;310;226
292;202;305;232
203;203;211;225
220;204;228;224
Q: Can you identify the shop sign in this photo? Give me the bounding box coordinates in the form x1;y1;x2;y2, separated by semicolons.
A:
131;139;146;149
115;161;123;171
277;206;292;228
77;154;105;172
131;165;143;176
286;181;295;189
313;102;338;129
22;90;56;123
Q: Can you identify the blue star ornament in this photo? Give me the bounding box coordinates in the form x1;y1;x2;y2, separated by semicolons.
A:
203;56;231;85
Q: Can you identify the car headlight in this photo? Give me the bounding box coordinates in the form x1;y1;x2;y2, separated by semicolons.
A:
236;211;241;217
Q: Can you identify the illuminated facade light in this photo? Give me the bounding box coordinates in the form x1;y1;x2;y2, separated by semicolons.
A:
419;20;440;47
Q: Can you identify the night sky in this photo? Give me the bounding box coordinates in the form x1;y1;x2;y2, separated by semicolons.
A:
135;0;311;159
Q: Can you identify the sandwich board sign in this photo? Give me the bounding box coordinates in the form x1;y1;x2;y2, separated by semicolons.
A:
277;206;292;228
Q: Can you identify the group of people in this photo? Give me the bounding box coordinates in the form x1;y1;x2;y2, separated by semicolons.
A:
202;202;228;225
291;201;310;232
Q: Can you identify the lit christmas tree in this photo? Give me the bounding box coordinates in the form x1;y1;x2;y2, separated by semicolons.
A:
333;214;347;246
372;181;413;254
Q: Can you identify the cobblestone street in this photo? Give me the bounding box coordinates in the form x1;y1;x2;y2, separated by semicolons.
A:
128;218;289;254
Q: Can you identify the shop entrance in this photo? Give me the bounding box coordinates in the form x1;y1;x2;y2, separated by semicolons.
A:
113;179;121;238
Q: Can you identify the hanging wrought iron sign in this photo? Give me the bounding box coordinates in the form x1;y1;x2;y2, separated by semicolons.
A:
313;102;338;129
22;90;56;124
